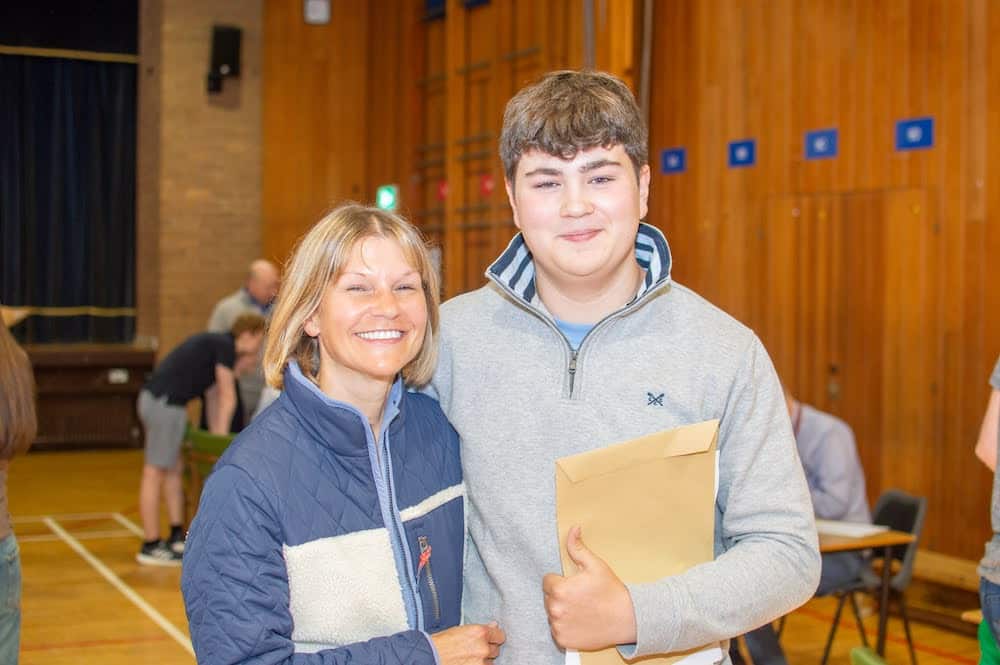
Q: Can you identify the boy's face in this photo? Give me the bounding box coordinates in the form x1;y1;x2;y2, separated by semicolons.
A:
506;145;650;290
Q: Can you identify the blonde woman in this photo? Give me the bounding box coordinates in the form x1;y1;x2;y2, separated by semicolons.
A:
181;204;505;664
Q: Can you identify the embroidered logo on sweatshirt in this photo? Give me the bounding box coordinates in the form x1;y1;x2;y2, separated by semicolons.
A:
646;392;665;406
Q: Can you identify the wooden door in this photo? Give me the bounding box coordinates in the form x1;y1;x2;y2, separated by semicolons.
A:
756;189;941;510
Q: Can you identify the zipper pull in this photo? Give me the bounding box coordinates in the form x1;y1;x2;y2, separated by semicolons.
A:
417;536;432;574
568;353;577;376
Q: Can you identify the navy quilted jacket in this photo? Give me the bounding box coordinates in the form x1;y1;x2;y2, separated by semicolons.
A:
181;362;464;664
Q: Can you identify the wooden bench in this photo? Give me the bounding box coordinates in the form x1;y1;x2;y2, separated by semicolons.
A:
906;549;980;634
913;550;979;592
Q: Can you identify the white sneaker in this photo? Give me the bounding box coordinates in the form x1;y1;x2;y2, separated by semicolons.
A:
167;535;185;555
137;541;183;567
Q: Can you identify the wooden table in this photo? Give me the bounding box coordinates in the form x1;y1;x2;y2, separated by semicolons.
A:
818;528;916;657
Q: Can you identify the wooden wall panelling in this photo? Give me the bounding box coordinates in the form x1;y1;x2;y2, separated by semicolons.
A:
415;17;447;252
647;0;1000;560
593;0;636;90
365;0;421;221
443;0;468;297
880;190;941;519
262;0;368;265
834;192;886;505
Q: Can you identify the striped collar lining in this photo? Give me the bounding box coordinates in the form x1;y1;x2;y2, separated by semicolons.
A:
487;222;673;306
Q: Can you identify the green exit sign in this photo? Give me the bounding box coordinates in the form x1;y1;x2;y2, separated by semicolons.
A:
375;184;399;211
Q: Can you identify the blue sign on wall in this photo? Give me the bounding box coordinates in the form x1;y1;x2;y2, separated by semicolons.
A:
425;0;445;20
661;148;686;174
805;129;838;160
728;139;756;168
895;117;934;151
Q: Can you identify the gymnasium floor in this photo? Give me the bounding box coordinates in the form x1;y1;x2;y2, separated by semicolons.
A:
9;449;981;664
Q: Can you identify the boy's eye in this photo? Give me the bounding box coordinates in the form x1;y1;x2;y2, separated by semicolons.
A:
590;175;613;184
532;181;559;189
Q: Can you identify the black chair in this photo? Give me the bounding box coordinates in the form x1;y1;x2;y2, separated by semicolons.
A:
820;489;928;665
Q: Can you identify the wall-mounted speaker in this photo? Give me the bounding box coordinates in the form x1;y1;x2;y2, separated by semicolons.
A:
207;25;241;94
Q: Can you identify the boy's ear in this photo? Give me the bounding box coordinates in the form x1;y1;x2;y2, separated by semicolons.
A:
505;178;521;230
638;164;651;219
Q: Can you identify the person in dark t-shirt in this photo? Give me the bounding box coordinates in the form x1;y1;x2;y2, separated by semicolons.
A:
135;313;266;566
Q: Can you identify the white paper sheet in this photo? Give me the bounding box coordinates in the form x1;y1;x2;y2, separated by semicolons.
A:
815;519;888;538
565;646;724;665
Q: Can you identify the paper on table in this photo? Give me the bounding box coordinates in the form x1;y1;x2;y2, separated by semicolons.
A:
556;420;722;665
566;646;724;665
815;519;888;538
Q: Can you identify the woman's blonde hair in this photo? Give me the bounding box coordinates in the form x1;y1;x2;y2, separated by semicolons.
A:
0;324;36;460
264;203;440;390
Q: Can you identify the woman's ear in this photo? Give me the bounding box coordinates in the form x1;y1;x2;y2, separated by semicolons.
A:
303;310;321;338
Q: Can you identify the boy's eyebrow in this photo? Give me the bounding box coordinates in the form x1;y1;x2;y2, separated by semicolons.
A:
580;158;622;172
522;166;563;177
522;159;622;178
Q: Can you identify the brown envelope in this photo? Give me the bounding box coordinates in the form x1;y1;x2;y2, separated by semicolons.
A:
555;419;722;665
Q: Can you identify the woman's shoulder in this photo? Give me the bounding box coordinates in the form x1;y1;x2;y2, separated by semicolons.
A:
218;402;305;477
402;389;454;434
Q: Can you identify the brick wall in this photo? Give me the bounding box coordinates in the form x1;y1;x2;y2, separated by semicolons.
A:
137;0;263;356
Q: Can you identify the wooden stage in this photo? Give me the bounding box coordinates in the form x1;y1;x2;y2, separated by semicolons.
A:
10;449;981;664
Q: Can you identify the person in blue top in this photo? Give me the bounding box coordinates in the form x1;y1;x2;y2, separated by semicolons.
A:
181;203;506;664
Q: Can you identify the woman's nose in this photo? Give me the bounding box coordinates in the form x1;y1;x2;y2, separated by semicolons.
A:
370;288;400;317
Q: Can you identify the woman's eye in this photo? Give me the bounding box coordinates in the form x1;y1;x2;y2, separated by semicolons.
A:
345;284;369;293
395;283;419;292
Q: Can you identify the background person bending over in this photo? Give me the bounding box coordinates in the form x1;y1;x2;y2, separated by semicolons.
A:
135;313;265;566
431;69;819;664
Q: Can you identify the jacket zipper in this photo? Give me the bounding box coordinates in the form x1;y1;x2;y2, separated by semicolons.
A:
377;425;424;629
417;536;441;622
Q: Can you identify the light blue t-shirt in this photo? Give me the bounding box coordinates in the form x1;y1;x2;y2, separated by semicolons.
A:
555;318;594;351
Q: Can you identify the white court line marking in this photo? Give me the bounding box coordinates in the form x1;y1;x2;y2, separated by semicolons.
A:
14;512;117;523
111;512;145;538
19;529;134;543
42;517;194;656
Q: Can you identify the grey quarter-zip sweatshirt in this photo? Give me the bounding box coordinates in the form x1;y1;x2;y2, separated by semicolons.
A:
431;223;820;664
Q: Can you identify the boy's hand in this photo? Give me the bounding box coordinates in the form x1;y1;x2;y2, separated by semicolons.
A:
542;526;638;650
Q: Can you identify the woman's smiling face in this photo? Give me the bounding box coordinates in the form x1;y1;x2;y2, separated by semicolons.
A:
304;235;428;396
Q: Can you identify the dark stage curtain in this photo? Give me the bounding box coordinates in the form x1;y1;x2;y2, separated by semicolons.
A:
0;54;137;342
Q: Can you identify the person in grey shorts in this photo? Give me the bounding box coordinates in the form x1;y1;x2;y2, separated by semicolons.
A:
136;313;265;566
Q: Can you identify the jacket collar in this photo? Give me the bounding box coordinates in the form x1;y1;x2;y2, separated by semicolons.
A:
486;222;673;308
281;361;404;456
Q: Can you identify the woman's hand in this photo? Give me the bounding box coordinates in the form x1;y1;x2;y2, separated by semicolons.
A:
430;622;506;664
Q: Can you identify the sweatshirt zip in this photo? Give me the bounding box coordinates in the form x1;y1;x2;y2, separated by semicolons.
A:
487;272;665;399
417;536;441;622
568;352;578;395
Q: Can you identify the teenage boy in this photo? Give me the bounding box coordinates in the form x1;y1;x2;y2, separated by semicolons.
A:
431;70;820;664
